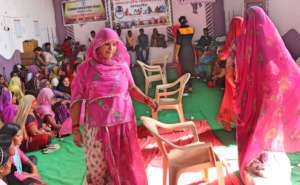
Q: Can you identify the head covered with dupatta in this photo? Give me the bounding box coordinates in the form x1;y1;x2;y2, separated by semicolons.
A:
235;6;300;181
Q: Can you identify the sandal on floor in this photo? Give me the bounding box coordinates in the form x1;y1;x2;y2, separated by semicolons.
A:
42;144;60;154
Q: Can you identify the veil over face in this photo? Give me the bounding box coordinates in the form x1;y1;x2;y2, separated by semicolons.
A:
235;6;300;181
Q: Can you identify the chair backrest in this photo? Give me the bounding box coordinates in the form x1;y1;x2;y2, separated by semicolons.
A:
137;60;163;78
141;116;217;165
155;73;190;103
140;116;173;159
177;73;191;103
150;54;169;71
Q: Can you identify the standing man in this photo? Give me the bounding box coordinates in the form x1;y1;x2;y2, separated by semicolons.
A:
175;16;195;93
88;30;96;46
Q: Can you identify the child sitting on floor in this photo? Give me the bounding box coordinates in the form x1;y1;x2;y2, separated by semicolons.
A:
195;45;218;81
5;124;46;185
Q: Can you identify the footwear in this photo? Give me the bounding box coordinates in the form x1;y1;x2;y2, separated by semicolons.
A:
42;144;60;154
183;93;189;96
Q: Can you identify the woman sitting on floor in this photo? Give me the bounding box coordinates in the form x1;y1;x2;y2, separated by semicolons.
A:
0;89;18;124
35;88;61;134
15;95;53;153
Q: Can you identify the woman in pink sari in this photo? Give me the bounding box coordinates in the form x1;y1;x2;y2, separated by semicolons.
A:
0;89;18;123
235;6;300;183
71;28;156;185
215;16;243;131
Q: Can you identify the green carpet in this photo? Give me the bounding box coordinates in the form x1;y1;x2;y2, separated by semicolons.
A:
27;67;300;185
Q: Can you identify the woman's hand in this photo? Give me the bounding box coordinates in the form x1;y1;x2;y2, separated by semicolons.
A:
73;130;83;147
31;165;40;177
146;97;158;112
175;55;179;64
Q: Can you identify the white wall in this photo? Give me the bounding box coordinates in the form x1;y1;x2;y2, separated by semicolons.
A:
73;21;106;46
0;0;57;58
268;0;300;34
172;1;207;41
223;0;244;32
223;0;300;35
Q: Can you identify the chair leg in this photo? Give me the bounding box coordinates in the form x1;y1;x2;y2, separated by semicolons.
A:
152;109;158;120
145;81;149;95
202;168;209;182
216;162;225;185
169;167;179;185
162;159;168;185
177;105;185;123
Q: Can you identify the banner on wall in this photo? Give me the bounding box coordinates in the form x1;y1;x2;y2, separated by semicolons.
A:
62;0;106;25
176;0;215;4
111;0;171;29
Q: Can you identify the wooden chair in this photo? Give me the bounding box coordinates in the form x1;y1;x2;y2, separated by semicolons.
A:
140;116;225;185
137;60;167;95
149;54;169;83
152;73;190;123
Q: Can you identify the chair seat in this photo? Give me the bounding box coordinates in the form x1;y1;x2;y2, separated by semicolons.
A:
159;98;178;105
147;74;164;82
168;143;213;168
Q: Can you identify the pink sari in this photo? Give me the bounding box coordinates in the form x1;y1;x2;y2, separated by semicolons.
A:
35;88;55;120
236;6;300;182
71;28;147;185
216;17;243;130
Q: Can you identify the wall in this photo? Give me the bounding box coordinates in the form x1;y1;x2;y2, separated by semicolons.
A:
268;0;300;34
223;0;244;32
223;0;300;35
0;0;57;58
73;21;106;46
72;0;209;46
172;1;207;41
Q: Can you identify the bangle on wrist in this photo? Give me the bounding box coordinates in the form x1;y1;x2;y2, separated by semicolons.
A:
72;123;80;129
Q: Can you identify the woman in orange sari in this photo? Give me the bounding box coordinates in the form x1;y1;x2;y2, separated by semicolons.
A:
215;17;243;131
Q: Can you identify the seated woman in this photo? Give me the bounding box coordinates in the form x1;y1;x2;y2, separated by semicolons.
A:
0;134;15;156
24;67;39;97
5;124;44;185
14;95;52;153
150;28;167;48
8;76;24;105
0;89;18;124
0;74;8;90
56;76;71;96
35;88;61;134
0;146;12;185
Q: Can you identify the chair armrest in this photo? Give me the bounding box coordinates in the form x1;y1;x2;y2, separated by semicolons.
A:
156;90;179;99
155;121;199;142
156;80;179;90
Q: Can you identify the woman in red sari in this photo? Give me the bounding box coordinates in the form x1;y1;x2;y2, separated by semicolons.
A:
215;16;243;131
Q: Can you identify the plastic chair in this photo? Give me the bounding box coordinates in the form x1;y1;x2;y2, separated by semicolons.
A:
152;73;190;123
140;116;225;185
137;60;167;95
149;54;169;82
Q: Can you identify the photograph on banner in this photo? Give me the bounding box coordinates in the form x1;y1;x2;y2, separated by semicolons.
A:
62;0;106;25
111;0;172;29
176;0;215;4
